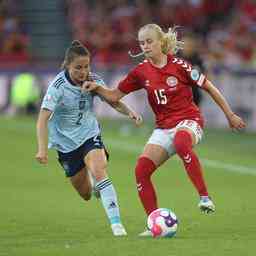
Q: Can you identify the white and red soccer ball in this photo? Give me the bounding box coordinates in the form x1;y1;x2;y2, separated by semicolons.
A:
147;208;178;238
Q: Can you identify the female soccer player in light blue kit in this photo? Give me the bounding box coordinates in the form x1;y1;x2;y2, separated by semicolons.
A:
35;40;142;236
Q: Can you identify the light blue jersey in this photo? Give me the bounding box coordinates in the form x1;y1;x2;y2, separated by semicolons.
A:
41;70;105;153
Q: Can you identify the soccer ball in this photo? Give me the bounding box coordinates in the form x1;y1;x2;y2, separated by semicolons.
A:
147;208;178;238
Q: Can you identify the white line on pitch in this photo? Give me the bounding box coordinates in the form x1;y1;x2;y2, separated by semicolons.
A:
105;139;256;176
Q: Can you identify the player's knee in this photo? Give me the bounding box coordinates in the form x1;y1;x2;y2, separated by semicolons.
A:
90;163;108;182
135;157;156;181
92;168;108;182
173;130;192;155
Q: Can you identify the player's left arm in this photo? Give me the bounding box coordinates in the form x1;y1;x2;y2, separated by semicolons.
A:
203;79;246;130
106;99;143;126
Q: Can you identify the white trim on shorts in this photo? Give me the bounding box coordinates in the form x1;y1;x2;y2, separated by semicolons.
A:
146;120;203;156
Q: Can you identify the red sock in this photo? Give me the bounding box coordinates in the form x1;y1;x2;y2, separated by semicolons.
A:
173;130;208;196
135;157;158;216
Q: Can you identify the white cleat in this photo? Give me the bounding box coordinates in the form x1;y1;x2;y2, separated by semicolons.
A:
198;196;215;214
138;228;152;237
111;223;127;236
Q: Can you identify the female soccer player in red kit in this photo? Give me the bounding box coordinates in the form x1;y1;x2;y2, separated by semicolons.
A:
83;24;246;236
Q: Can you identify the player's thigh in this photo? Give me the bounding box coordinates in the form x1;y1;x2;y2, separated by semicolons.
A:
141;143;169;168
84;149;107;181
142;128;175;167
175;120;203;146
69;167;92;199
176;127;196;145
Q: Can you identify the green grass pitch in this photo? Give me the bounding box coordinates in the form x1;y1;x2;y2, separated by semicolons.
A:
0;115;255;256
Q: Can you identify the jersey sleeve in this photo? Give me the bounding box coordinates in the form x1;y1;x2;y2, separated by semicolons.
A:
91;73;105;86
174;57;207;88
89;73;106;101
41;82;64;112
118;68;143;94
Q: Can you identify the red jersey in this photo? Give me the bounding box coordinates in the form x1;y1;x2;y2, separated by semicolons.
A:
118;54;206;129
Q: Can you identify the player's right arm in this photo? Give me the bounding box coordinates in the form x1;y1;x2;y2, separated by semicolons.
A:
36;109;52;164
35;76;64;164
82;68;143;102
83;82;125;102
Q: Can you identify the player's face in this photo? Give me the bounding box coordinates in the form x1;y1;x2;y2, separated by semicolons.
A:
68;56;90;84
138;29;162;59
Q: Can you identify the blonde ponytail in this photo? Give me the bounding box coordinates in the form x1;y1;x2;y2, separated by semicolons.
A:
162;26;184;54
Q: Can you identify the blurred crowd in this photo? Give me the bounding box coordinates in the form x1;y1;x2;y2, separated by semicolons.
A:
66;0;256;69
0;0;29;66
0;0;256;70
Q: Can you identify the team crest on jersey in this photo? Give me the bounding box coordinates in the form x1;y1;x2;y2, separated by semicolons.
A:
166;76;178;87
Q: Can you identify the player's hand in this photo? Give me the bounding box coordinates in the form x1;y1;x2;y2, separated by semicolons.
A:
227;112;246;131
129;112;143;126
35;151;48;164
82;81;99;92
